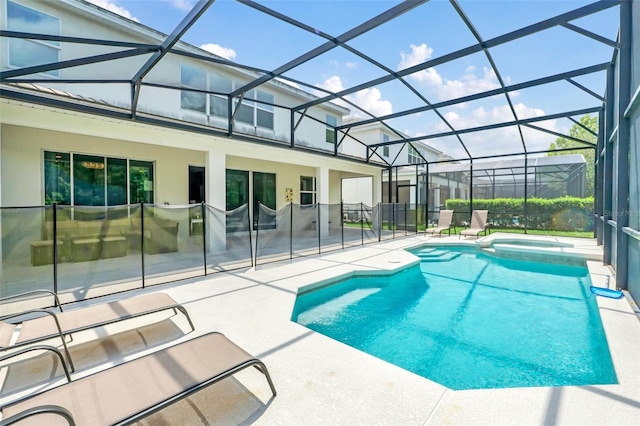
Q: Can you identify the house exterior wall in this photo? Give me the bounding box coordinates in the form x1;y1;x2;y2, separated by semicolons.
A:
0;99;382;209
0;0;349;154
1;123;204;207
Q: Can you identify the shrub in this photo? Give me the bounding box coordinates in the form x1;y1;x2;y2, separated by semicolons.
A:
445;196;594;231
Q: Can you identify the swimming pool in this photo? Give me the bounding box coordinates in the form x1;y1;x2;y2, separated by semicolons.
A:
291;246;617;390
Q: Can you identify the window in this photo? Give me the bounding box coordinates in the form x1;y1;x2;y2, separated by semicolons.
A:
210;72;232;119
73;154;106;206
44;151;154;206
253;172;276;230
234;89;274;130
129;160;154;203
181;65;207;113
300;176;316;205
234;90;255;126
44;151;71;204
256;90;275;129
382;134;390;157
182;68;275;130
408;145;421;164
107;158;127;205
326;114;337;144
226;169;250;232
7;1;60;77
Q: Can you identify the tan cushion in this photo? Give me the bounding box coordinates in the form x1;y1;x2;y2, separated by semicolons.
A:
16;293;180;344
0;321;17;347
2;333;254;425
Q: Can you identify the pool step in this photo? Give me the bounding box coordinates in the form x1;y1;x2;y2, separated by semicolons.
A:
415;251;461;262
415;248;439;255
415;248;447;257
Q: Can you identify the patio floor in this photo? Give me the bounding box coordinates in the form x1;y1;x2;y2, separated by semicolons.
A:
1;233;639;425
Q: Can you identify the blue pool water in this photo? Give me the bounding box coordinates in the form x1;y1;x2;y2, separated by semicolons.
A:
291;247;617;390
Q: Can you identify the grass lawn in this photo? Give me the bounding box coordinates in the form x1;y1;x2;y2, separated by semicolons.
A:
344;222;593;238
427;226;594;238
484;227;594;238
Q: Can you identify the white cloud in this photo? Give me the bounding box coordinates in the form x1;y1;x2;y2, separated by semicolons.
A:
168;0;194;11
397;43;502;102
427;103;558;157
316;75;392;117
199;43;237;60
438;67;500;101
353;88;393;116
329;60;358;70
398;43;442;86
86;0;139;22
317;75;345;93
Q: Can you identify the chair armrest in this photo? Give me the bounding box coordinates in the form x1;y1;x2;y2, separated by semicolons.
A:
0;309;76;372
0;309;64;335
0;345;71;382
0;290;63;312
0;405;75;426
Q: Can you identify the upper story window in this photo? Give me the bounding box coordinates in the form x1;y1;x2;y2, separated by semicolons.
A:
181;67;274;130
326;114;337;144
210;72;232;118
232;89;274;129
382;134;390;157
181;65;206;113
256;90;275;129
7;1;60;77
408;145;421;164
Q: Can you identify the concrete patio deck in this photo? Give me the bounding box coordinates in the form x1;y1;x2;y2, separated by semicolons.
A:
1;233;639;425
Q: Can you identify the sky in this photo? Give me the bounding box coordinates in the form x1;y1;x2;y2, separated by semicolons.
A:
85;0;620;160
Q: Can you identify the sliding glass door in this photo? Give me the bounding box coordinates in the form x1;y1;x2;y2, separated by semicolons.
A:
253;172;276;230
226;169;249;232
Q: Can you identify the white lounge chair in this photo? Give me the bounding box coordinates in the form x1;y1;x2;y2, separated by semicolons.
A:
459;210;489;239
425;210;454;236
1;290;194;372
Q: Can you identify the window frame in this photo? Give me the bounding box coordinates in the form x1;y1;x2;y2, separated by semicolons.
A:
6;0;61;78
408;145;421;164
382;134;390;157
181;66;276;131
180;64;207;113
209;71;232;119
326;114;337;144
43;150;155;206
300;176;316;205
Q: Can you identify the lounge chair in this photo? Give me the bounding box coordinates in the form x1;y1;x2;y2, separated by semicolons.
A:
1;290;194;372
459;210;489;239
425;210;454;236
0;332;276;425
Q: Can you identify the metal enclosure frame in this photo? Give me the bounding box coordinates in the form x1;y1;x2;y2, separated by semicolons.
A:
0;0;637;301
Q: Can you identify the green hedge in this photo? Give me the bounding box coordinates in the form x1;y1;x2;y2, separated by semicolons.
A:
445;197;594;231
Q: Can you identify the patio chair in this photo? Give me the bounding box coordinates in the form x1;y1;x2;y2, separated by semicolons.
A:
459;210;489;239
0;290;195;372
425;210;454;236
0;332;276;425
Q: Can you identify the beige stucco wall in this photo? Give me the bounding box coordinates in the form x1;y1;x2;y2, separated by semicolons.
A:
0;100;383;209
1;124;204;207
